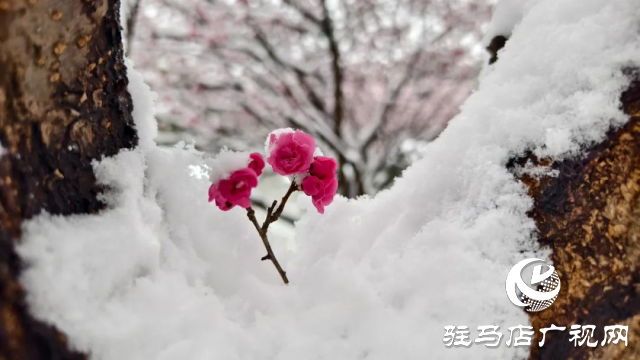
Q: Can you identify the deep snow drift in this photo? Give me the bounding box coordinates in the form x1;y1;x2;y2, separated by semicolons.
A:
17;0;640;359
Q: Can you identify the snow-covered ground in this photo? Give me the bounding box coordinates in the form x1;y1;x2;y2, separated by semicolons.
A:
17;0;640;359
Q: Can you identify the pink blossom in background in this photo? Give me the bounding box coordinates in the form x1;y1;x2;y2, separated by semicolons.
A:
267;131;315;176
130;0;493;196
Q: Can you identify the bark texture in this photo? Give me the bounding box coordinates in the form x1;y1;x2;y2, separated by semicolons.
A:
0;0;137;358
521;74;640;360
489;33;640;359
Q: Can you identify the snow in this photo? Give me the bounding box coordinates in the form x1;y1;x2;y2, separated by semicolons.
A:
205;148;255;184
483;0;536;46
16;0;640;359
125;58;158;150
512;160;559;179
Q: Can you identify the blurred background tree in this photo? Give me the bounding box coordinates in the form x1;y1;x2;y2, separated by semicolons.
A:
124;0;493;197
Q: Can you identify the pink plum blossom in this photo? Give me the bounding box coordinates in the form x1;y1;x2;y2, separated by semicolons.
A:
267;130;315;175
312;177;338;214
301;176;324;196
248;152;265;176
208;168;259;211
310;156;338;179
304;156;339;214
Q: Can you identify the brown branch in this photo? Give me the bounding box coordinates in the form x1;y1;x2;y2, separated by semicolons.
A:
250;198;296;225
246;181;298;285
246;207;289;285
246;207;263;235
263;180;298;232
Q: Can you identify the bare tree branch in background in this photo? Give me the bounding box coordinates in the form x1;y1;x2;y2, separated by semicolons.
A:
130;0;493;196
319;0;353;195
121;0;142;55
126;0;141;55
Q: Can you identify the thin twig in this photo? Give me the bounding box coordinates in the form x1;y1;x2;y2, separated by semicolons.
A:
246;207;263;235
246;181;298;285
249;198;296;224
247;207;289;284
263;181;297;232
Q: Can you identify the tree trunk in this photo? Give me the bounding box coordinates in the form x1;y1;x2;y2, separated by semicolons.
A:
0;0;136;358
523;75;640;360
488;36;640;359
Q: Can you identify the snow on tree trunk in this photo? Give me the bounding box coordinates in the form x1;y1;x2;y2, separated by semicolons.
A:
486;27;640;357
523;76;640;359
0;0;136;358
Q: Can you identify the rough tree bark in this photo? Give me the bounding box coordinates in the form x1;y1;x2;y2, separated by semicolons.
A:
0;0;137;358
0;1;636;359
488;37;640;359
523;73;640;360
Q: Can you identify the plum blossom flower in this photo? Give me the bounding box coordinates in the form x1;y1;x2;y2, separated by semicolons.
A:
206;133;336;284
301;156;338;214
267;130;315;175
208;153;264;211
208;183;233;211
311;177;337;214
310;156;337;179
301;176;323;196
248;152;265;176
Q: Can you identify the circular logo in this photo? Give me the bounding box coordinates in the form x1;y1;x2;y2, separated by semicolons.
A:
505;258;560;312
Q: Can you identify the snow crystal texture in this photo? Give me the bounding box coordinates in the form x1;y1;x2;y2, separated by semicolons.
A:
17;1;640;359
